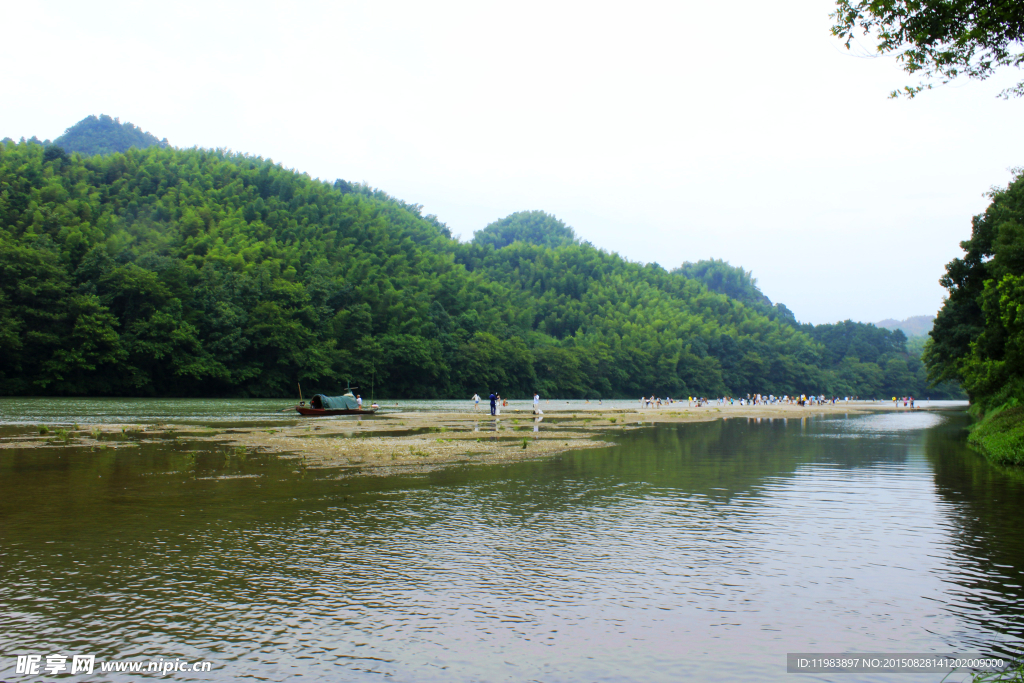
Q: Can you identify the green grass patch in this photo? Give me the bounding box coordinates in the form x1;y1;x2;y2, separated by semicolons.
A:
969;403;1024;466
972;659;1024;682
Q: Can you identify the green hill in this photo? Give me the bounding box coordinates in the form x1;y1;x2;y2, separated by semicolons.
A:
0;136;963;398
675;259;798;326
54;114;169;156
2;115;170;158
472;211;578;250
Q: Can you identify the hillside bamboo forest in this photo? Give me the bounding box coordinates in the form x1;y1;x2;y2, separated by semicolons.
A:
0;117;965;401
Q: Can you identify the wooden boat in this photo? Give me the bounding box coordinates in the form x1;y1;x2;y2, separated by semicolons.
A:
295;405;376;416
295;390;376;416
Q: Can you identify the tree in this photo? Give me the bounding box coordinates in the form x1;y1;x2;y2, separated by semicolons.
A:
832;0;1024;98
927;169;1024;406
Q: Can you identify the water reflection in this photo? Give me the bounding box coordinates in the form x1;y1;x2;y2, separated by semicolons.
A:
0;413;1021;682
925;419;1024;661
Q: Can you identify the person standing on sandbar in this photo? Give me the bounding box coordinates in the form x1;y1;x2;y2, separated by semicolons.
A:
489;392;497;416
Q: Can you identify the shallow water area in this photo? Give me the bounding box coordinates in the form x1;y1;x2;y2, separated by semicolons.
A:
1;406;1020;682
0;397;968;428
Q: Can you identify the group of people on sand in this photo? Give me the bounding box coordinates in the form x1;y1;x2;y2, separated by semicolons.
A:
461;392;920;414
472;392;545;416
636;393;858;408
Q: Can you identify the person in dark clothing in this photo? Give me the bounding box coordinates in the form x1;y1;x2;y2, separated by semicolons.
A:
489;392;497;416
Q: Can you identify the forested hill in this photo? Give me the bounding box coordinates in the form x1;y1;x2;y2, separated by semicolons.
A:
674;259;797;326
2;115;169;157
0;139;960;398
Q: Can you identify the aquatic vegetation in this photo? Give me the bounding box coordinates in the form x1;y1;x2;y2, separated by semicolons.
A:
38;425;49;435
972;660;1024;682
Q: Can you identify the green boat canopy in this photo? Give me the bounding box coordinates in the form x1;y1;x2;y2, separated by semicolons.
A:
311;393;360;410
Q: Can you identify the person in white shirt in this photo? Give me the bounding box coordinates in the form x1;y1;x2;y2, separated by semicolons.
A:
473;393;480;410
533;392;542;415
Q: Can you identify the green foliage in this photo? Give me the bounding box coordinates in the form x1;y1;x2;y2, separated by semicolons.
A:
52;115;169;156
676;259;769;308
0;136;944;399
972;658;1024;682
928;169;1024;462
928;169;1024;409
675;259;797;325
472;211;577;250
968;401;1024;466
832;0;1024;98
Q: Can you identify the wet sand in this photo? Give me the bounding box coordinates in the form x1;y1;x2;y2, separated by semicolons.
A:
0;401;943;476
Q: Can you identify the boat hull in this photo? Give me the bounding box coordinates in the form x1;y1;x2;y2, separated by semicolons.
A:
295;407;376;416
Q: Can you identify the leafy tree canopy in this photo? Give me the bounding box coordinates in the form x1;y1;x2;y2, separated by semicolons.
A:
52;114;170;156
472;211;578;250
832;0;1024;98
675;259;771;308
676;259;798;326
927;168;1024;407
0;135;958;399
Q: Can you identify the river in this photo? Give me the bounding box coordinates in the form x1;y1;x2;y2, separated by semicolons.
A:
1;401;1021;682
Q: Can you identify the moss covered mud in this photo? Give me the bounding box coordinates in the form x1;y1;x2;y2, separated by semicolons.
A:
0;403;946;476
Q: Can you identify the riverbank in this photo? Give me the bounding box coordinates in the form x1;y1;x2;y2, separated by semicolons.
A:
967;403;1024;467
0;401;956;476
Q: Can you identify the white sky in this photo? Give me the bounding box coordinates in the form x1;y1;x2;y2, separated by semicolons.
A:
3;0;1022;325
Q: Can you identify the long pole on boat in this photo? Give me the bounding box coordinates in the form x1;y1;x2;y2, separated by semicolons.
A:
281;382;304;412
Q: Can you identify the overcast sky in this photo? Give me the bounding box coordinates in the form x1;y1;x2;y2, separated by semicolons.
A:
3;0;1022;325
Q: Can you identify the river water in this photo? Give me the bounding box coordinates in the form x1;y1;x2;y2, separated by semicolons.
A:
1;402;1022;682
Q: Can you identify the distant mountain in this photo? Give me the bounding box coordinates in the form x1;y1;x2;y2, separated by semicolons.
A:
52;114;169;156
876;315;934;338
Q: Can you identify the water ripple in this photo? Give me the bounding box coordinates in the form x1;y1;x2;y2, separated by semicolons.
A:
1;410;1021;682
